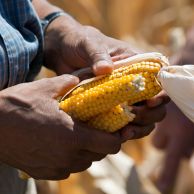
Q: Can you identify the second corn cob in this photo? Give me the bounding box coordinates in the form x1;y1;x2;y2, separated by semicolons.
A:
88;104;135;132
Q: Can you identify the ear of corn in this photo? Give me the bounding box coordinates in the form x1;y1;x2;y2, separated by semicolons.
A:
88;104;135;132
60;54;168;132
60;74;144;121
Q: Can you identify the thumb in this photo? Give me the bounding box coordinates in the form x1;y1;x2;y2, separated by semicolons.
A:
41;74;79;97
91;47;113;75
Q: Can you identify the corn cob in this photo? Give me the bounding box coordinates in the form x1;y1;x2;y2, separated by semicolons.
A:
60;62;161;120
60;74;144;121
60;53;168;132
71;61;160;96
88;104;135;132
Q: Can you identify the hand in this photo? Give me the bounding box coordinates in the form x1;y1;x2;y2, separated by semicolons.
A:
44;16;138;76
120;91;170;142
43;15;168;144
0;75;122;180
152;102;194;194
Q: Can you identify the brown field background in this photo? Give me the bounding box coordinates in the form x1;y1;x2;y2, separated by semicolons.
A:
37;1;194;194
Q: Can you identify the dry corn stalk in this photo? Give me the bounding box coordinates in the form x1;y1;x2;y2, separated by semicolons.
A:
60;52;169;132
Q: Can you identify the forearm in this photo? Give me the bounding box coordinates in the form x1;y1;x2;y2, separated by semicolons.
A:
32;0;81;29
32;0;62;19
32;0;83;71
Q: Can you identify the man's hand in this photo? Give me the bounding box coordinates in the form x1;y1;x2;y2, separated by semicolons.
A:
0;75;122;180
44;16;137;76
43;15;169;142
0;75;167;181
152;102;194;194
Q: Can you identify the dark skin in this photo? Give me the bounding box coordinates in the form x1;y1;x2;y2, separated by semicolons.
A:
0;0;168;180
0;75;121;180
37;1;169;141
152;26;194;194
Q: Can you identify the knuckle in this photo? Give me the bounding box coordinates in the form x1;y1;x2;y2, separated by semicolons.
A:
90;51;108;62
61;74;78;82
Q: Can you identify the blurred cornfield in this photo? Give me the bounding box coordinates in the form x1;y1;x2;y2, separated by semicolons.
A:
49;0;194;53
37;1;194;194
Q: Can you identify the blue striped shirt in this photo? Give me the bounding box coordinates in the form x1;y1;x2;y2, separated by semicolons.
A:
0;0;43;89
0;1;43;193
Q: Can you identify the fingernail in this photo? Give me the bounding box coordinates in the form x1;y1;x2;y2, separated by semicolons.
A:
93;61;113;75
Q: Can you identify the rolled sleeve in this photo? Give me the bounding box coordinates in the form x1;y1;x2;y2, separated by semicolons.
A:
0;0;43;89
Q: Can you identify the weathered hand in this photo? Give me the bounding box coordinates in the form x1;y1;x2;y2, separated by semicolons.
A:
0;75;121;180
152;102;194;194
44;16;138;76
43;15;169;144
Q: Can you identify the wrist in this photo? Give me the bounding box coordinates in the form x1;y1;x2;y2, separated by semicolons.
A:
45;13;82;36
43;15;83;71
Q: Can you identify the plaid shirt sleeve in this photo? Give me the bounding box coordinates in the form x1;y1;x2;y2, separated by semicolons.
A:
0;0;43;90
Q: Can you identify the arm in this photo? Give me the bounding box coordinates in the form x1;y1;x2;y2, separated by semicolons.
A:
32;0;137;75
0;75;121;180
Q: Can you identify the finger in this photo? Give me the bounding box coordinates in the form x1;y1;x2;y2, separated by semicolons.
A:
120;124;155;142
78;150;106;161
28;168;70;181
70;161;93;173
73;122;121;154
146;91;170;108
89;46;113;75
111;54;134;62
132;104;166;126
39;74;79;97
156;141;182;194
